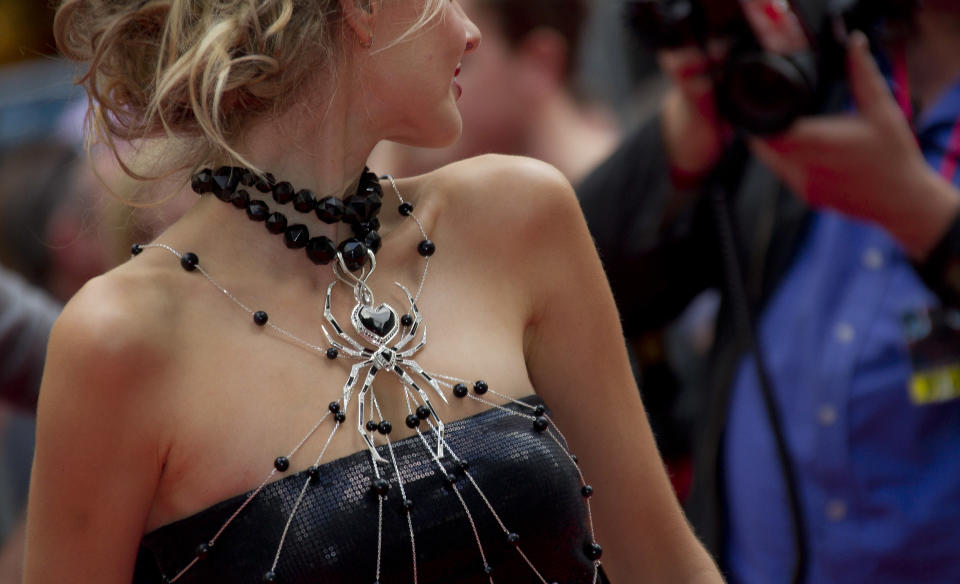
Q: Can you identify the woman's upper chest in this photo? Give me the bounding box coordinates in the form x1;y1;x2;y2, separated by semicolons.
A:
145;261;536;532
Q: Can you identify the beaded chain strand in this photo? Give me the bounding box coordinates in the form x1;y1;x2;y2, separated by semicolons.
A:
132;172;601;584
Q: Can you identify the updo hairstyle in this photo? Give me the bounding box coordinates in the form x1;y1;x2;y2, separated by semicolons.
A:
54;0;445;179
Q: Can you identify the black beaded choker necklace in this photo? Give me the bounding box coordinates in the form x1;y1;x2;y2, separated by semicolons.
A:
190;166;437;271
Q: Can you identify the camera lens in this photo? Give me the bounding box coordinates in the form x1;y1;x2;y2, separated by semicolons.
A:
718;51;817;135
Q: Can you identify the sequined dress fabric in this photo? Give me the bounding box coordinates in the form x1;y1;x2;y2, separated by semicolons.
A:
133;395;601;583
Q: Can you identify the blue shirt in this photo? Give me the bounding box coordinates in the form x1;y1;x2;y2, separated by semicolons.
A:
724;81;960;583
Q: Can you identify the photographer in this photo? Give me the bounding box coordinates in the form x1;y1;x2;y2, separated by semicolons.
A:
579;1;960;582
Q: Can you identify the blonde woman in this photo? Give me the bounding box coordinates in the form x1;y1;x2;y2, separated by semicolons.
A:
26;1;723;583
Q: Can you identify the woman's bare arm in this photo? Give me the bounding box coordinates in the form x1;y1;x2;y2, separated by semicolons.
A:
485;157;722;583
24;275;169;583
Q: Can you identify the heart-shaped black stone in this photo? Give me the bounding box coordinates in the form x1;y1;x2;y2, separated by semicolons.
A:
358;305;397;338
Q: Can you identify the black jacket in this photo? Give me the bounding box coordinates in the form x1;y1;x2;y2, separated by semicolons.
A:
577;115;812;559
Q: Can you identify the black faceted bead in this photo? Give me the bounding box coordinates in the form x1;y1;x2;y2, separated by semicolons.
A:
343;192;382;225
357;186;383;205
506;532;520;546
131;243;143;256
352;217;380;236
534;404;546;416
231;189;250;209
406;414;421;428
265;212;288;234
326;347;339;360
417;240;436;257
307;465;320;481
284;224;310;249
581;485;594;498
571;454;579;463
458;460;470;471
366;420;379;432
274;456;290;472
473;380;488;395
262;570;277;582
363;230;382;254
403;498;415;511
401;314;414;327
444;472;457;485
358;171;382;196
315;196;345;224
195;542;212;560
584;542;603;561
377;420;393;435
329;401;341;414
247;199;270;221
453;383;469;398
416;405;431;419
255;173;275;193
293;189;316;213
352;220;375;238
398;201;414;216
191;168;213;194
306;236;337;265
333;411;346;423
338;239;368;272
483;564;494;575
211;166;239;201
272;181;295;204
253;311;269;326
372;478;390;497
236;167;256;187
180;252;199;271
533;416;549;432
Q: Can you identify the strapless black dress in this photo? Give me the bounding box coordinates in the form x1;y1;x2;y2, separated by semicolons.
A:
133;396;608;583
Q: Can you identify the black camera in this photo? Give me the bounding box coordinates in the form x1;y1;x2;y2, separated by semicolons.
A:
627;0;917;134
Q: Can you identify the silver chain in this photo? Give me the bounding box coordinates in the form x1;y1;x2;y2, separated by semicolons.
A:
137;174;600;583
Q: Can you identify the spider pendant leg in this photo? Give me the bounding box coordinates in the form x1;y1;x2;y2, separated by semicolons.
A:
355;365;389;464
393;361;447;458
400;358;447;405
323;282;365;352
397;323;427;358
392;283;422;353
321;325;365;359
340;361;368;416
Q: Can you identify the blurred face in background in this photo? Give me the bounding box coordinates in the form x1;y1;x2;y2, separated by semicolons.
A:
426;0;537;160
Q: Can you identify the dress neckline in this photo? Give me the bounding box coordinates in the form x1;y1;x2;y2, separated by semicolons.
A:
144;394;544;540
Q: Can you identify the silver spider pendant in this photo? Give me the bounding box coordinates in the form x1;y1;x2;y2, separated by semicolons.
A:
321;268;448;464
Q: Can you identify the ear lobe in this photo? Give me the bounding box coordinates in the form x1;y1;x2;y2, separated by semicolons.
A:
339;0;377;44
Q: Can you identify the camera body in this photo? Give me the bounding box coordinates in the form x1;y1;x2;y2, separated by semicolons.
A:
628;0;917;134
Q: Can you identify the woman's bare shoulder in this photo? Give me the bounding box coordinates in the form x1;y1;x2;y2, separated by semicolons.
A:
45;257;184;398
406;154;581;239
428;154;572;202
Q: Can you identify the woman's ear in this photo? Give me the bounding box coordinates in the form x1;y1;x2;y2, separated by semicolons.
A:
339;0;377;48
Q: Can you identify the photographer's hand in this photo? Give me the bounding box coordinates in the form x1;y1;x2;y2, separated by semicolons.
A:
749;31;960;260
659;46;727;184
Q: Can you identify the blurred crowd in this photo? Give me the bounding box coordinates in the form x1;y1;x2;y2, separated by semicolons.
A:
3;0;960;583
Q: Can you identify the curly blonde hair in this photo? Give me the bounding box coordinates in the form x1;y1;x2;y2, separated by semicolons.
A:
55;0;445;180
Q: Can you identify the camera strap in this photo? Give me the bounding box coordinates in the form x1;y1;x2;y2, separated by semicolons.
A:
890;44;960;182
943;121;960;183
